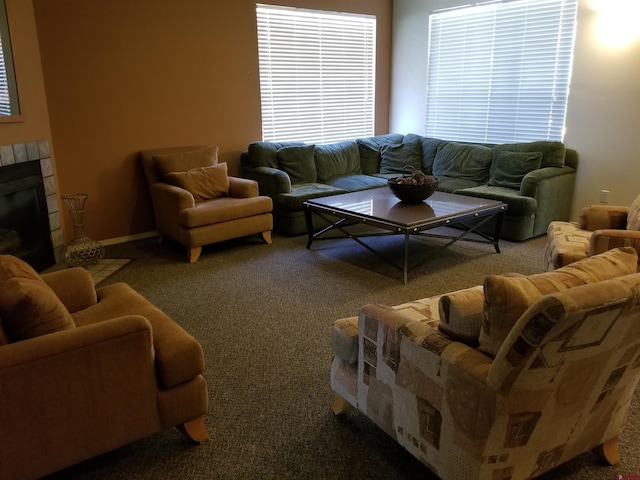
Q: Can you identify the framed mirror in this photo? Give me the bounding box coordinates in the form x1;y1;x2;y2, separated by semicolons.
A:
0;0;21;122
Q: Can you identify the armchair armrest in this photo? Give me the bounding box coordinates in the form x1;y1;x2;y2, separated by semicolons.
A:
578;204;628;231
241;165;292;200
589;229;640;259
41;267;97;313
0;316;160;480
229;176;259;198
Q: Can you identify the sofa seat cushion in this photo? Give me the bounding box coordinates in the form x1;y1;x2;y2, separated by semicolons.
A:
314;141;361;181
357;134;405;174
433;142;493;183
435;176;483;193
323;174;387;192
276;183;347;211
180;196;272;228
480;246;638;357
0;255;75;342
72;282;205;389
545;221;592;270
454;185;537;215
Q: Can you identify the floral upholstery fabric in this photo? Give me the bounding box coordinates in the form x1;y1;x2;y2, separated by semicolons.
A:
330;249;640;479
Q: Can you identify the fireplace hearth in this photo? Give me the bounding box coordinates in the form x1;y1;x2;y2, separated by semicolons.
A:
0;160;55;271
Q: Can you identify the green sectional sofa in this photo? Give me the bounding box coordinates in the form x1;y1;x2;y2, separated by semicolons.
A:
240;134;578;240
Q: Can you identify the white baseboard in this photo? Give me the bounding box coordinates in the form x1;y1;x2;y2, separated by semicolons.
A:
100;231;159;247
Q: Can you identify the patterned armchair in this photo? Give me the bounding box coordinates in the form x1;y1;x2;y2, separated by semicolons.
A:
544;194;640;271
330;247;640;479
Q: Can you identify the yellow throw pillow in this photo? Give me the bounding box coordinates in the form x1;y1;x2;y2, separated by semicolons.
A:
164;163;230;201
152;146;219;178
480;246;638;357
0;255;75;342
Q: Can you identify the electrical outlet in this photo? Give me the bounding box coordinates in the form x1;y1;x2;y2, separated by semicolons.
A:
600;189;610;204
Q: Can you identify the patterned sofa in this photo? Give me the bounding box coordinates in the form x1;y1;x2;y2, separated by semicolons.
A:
240;134;578;240
330;247;640;479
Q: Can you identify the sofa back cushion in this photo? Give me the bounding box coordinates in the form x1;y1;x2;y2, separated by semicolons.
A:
480;246;638;357
0;255;75;342
314;140;361;181
488;150;543;189
627;194;640;231
248;141;306;169
379;139;423;175
356;134;405;174
493;141;566;168
433;142;493;183
276;145;317;184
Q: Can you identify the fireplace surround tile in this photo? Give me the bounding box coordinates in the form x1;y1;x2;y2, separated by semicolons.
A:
0;145;14;166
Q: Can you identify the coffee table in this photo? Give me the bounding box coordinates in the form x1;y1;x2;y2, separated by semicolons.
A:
304;187;507;283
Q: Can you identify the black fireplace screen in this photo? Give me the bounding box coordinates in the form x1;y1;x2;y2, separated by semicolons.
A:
0;161;55;271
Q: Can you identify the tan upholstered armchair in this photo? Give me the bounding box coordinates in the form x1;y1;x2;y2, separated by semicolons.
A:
0;254;208;480
140;145;273;262
330;247;640;479
545;194;640;270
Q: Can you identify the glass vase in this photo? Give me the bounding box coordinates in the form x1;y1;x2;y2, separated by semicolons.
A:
62;193;105;267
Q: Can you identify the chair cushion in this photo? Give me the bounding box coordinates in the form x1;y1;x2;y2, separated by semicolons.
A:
544;220;591;270
488;150;543;189
438;285;484;345
164;163;230;201
480;246;638;357
0;255;75;342
627;194;640;230
277;145;317;184
152;146;219;178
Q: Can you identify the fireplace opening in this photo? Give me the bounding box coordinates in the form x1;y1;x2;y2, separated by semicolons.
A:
0;161;55;272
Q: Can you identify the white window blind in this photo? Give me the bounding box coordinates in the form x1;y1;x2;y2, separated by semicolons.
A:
426;0;578;144
256;4;376;144
0;34;10;116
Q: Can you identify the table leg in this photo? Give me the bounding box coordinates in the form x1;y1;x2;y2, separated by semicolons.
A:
493;209;506;253
305;207;314;248
403;232;410;284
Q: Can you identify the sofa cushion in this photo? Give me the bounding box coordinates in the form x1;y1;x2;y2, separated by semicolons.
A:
357;134;405;174
152;146;219;178
314;140;361;181
277;183;347;211
323;174;387;192
627;194;640;231
480;246;638;357
494;141;566;168
433;142;492;183
454;185;537;215
438;285;484;346
488;150;543;189
276;145;317;184
164;163;230;201
0;255;75;342
404;134;447;175
248;141;306;169
379;139;423;175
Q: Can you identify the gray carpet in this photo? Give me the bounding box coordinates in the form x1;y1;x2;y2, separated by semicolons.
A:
45;229;640;479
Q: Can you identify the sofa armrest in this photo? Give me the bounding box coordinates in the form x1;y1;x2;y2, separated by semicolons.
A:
519;165;575;198
359;304;492;383
229;176;259;198
41;267;97;313
0;315;160;480
241;165;292;200
578;204;628;231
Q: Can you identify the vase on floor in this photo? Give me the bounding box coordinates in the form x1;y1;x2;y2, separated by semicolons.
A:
62;193;105;267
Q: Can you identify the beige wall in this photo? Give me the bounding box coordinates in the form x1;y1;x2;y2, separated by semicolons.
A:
0;0;52;147
391;0;640;218
31;0;393;242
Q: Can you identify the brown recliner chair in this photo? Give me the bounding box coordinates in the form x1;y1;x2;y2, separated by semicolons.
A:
0;254;208;480
140;145;273;262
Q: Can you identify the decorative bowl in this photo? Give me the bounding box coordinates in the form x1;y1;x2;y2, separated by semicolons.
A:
388;175;438;203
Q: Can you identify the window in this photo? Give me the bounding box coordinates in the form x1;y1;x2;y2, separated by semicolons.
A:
0;0;20;117
425;0;578;144
256;4;376;144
